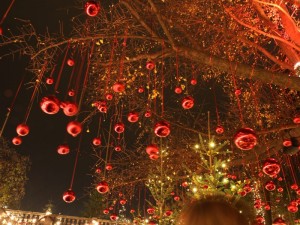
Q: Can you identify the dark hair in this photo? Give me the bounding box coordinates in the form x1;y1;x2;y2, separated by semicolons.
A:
178;197;253;225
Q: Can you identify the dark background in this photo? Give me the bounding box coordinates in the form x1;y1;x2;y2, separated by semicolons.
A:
0;0;96;216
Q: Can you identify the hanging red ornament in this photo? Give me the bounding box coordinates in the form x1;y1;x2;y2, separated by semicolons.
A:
109;206;114;211
297;190;300;195
238;191;246;197
243;184;252;193
288;204;298;213
144;111;152;118
149;154;159;160
95;168;101;174
92;137;101;146
61;102;78;117
154;121;170;137
114;123;125;133
233;128;257;150
106;163;113;170
128;112;139;123
147;208;155;215
291;184;299;190
277;187;283;193
190;78;197;85
273;218;286;225
85;1;100;17
120;199;127;205
182;96;194;109
265;181;276;191
112;82;125;93
96;181;109;194
235;89;241;96
174;196;180;201
146;144;159;155
215;125;224;134
290;200;298;206
293;114;300;124
265;205;271;210
105;93;113;101
114;146;122;152
68;90;75;97
0;27;3;35
40;96;60;115
170;191;175;196
62;189;76;203
130;209;135;214
67;59;75;67
12;137;22;145
182;181;189;187
16;124;30;136
175;87;182;94
57;145;70;155
283;139;292;147
146;61;155;70
262;158;280;177
164;210;173;217
138;87;144;93
256;216;265;224
103;209;109;215
110;214;118;221
66;121;82;137
46;77;54;85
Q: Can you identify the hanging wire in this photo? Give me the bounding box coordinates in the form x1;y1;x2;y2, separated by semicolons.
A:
69;134;83;189
0;0;16;25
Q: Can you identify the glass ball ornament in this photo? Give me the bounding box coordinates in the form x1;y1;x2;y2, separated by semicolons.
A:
262;158;280;177
291;184;299;190
66;121;82;137
174;87;182;94
293;114;300;124
40;96;60;115
85;1;100;17
174;196;180;201
103;209;109;214
95;168;101;174
106;163;113;170
138;87;144;93
233;128;257;150
287;204;298;213
146;61;155;70
243;184;252;193
144;110;151;118
112;82;125;93
235;89;241;96
114;146;122;152
182;181;188;188
92;137;101;146
114;122;125;133
147;208;155;214
120;199;127;205
130;209;135;214
272;217;286;225
57;145;70;155
265;181;276;191
105;93;113;100
67;59;75;66
182;96;194;109
164;210;173;217
16;124;30;136
256;216;265;224
215;125;224;134
277;187;284;193
62;189;76;203
110;214;118;221
154;121;170;137
283;139;292;147
146;144;159;155
190;78;197;85
96;181;109;194
128;112;139;123
68;89;75;97
12;136;22;145
46;77;54;85
61;102;78;117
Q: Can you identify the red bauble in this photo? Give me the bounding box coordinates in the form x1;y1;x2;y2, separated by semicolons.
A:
297;189;300;195
144;111;152;117
235;89;242;96
120;199;127;205
273;218;286;225
283;139;292;147
174;196;180;201
57;145;70;155
112;82;125;93
146;144;159;155
95;168;101;174
106;163;113;170
239;191;246;197
262;158;280;177
114;123;125;133
190;78;197;85
46;77;54;85
67;59;75;67
96;181;109;194
16;124;30;136
105;93;113;101
147;208;155;215
114;146;122;152
40;96;60;115
63;189;76;203
130;209;135;214
265;205;271;210
182;96;194;109
146;61;155;70
256;216;265;224
164;210;173;217
12;137;22;145
61;102;78;117
265;181;276;191
175;87;182;94
243;184;252;193
92;137;101;146
182;181;189;187
233;128;257;150
288;204;298;213
128;112;139;123
154;121;170;137
149;154;159;160
85;1;100;17
291;184;299;190
110;214;118;221
109;206;114;211
277;187;284;193
68;90;75;97
138;87;144;93
67;121;82;137
216;125;224;134
293;115;300;124
103;209;109;214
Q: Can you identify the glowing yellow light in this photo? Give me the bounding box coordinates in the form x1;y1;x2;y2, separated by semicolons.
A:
192;187;198;193
221;163;226;168
209;142;216;148
194;144;200;149
222;178;229;184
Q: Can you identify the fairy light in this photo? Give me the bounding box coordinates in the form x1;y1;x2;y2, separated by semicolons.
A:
194;144;200;149
209;141;216;148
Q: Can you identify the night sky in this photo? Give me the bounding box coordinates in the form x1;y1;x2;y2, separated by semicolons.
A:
0;0;96;216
